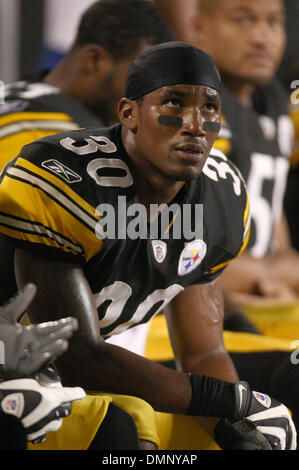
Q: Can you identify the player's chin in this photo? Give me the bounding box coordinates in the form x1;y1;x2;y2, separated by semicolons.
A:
166;165;202;182
239;66;277;86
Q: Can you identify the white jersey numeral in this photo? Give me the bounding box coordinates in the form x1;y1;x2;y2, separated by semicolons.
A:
60;134;133;187
60;135;117;156
203;152;242;196
94;282;184;336
87;158;133;188
246;153;289;258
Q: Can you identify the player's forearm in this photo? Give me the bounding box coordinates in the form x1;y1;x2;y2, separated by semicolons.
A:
265;251;299;295
56;338;237;421
174;349;239;440
221;249;299;297
177;350;239;383
57;339;193;414
220;252;271;294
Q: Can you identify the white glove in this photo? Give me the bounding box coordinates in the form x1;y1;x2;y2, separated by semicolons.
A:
215;381;297;450
0;284;78;379
0;378;85;443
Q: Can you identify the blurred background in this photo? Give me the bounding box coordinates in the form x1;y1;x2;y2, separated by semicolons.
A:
0;0;298;88
0;0;96;83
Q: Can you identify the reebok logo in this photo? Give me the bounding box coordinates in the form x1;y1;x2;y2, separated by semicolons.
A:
42;159;82;183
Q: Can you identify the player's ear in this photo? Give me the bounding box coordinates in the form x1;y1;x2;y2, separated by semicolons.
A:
118;98;139;132
80;44;114;81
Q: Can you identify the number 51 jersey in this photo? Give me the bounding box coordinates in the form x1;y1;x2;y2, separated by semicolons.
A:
0;124;250;337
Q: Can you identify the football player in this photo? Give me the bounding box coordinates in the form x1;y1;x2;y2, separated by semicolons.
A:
0;0;174;306
0;42;295;450
191;0;299;309
0;1;175;449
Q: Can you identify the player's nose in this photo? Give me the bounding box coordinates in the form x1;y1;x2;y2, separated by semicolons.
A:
181;108;206;137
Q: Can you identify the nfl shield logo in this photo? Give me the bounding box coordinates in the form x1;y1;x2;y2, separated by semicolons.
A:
2;392;24;418
152;240;167;263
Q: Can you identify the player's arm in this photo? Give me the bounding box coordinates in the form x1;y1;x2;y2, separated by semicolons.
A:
14;247;194;414
164;280;297;449
165;280;238;382
220;215;299;304
14;249;297;449
165;280;239;438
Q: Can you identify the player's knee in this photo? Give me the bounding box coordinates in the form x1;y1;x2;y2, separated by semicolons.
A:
88;403;139;450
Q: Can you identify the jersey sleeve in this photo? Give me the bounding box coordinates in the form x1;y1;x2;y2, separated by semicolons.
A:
200;152;251;283
0;109;80;172
0;141;103;264
209;187;251;279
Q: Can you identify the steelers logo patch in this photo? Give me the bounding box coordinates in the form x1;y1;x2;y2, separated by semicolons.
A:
178;240;207;276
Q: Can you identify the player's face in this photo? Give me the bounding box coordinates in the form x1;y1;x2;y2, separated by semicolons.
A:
132;84;221;182
196;0;286;85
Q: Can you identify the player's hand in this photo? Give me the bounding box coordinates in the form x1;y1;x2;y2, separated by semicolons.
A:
0;284;78;379
0;378;85;443
214;381;297;450
33;365;63;389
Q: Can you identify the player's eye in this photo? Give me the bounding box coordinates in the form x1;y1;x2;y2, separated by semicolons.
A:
231;16;253;27
268;15;285;28
204;102;218;112
163;98;182;109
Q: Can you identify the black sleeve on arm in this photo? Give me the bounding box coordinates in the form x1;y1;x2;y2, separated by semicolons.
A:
186;373;236;417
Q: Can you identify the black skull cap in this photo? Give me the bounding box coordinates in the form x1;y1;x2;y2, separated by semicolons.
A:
125;41;221;100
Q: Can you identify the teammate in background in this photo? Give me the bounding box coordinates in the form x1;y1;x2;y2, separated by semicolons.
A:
0;0;174;306
190;0;299;318
0;41;295;450
0;1;174;450
0;283;86;449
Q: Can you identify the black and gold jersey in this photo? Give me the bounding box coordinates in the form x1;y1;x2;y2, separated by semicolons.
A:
0;79;103;304
0;80;102;171
0;124;250;337
213;80;294;258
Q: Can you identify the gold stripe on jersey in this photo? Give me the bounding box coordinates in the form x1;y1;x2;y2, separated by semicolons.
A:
0;159;103;261
14;158;100;222
0;213;83;255
210;190;251;274
213;137;231;156
0;112;80;171
0;120;79;139
0;111;79;137
242;189;250;238
0;111;75;127
0;130;64;171
212;114;232;156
